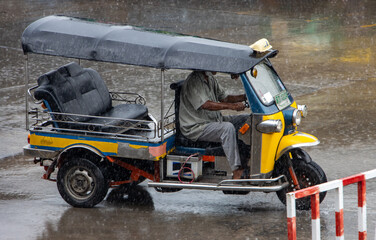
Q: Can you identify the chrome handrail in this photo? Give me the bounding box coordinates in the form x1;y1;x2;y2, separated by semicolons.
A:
28;109;159;141
27;85;43;104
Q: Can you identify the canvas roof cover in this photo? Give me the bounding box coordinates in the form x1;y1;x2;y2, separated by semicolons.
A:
22;15;277;74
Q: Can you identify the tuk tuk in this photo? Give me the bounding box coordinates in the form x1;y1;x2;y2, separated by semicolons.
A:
22;15;327;209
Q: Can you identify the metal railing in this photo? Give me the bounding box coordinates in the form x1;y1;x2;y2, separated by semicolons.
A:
286;168;376;240
28;109;159;140
27;87;176;141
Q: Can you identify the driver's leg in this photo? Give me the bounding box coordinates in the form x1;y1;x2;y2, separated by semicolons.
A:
227;114;251;170
197;122;242;174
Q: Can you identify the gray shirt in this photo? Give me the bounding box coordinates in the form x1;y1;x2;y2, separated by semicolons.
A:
179;71;227;141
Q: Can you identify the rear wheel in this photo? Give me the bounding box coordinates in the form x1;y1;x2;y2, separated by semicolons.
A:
274;151;327;210
57;158;109;208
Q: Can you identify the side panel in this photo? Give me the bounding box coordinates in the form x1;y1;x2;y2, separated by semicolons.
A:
29;131;175;161
250;115;262;175
260;112;285;174
117;137;175;160
29;132;118;155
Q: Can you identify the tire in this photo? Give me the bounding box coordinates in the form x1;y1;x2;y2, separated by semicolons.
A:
274;154;327;210
57;158;109;208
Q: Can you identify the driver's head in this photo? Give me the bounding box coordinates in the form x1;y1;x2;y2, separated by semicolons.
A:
205;71;217;77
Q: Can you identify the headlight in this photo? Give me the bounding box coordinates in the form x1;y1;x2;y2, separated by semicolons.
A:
292;109;302;126
257;119;283;133
298;105;307;118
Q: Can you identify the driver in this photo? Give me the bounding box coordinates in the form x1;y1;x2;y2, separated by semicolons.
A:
179;71;249;179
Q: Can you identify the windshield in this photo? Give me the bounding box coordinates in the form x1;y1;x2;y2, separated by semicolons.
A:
246;62;290;109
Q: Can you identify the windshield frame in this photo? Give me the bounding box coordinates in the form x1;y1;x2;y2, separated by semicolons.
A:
245;60;291;109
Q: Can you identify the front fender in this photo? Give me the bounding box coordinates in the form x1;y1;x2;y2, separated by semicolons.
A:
276;132;319;160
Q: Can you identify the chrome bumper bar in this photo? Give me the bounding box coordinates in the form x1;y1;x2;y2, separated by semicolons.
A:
23;145;58;158
148;175;289;192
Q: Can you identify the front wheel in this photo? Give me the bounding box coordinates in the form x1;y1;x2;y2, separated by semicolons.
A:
274;153;327;210
57;158;109;208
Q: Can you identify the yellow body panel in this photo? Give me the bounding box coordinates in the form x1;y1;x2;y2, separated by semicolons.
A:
129;144;148;149
260;112;285;174
276;132;319;160
30;133;118;155
29;133;173;160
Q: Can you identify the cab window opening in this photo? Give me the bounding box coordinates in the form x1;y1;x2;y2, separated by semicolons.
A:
246;61;286;106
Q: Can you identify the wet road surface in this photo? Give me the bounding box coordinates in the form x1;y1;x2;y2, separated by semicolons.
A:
1;0;376;239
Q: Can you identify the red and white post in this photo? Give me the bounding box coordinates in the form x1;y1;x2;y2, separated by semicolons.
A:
342;173;368;239
286;168;376;240
334;184;344;240
311;193;320;240
357;180;367;240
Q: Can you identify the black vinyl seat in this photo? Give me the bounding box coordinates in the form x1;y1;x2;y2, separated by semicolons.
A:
34;62;148;131
170;81;225;156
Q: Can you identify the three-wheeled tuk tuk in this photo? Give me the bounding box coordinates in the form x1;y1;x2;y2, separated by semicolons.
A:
22;15;327;209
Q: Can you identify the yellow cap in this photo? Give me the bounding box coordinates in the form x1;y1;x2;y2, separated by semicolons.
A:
250;38;272;52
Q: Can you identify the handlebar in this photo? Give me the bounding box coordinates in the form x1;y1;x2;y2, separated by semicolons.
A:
244;100;250;108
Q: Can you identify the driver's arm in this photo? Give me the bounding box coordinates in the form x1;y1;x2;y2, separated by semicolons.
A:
221;94;247;103
201;100;245;111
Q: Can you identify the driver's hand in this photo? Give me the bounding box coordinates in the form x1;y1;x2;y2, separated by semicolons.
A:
232;102;245;111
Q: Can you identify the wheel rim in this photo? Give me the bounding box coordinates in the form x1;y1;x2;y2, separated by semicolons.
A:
299;172;314;188
291;171;314;192
290;169;318;209
65;166;96;200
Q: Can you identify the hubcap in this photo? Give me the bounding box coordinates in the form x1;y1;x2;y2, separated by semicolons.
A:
290;172;312;191
65;167;95;200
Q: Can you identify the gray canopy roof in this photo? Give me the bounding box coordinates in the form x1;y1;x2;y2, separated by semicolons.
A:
21;15;277;74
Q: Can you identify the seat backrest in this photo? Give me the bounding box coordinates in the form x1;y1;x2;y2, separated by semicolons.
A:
34;62;112;122
170;80;185;136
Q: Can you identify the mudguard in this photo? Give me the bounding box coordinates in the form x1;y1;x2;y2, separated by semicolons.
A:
58;144;105;160
276;132;319;161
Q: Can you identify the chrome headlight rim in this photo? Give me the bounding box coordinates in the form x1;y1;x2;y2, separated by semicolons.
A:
292;109;302;126
256;119;283;133
298;104;308;118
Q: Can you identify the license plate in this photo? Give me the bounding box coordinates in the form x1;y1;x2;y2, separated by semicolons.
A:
275;91;291;110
